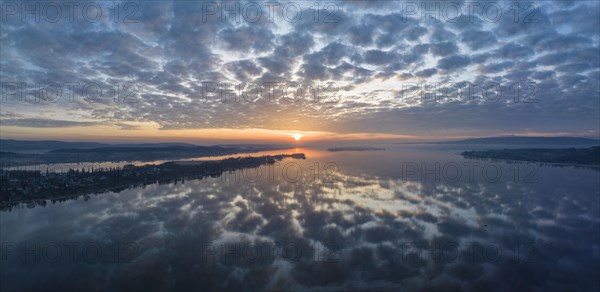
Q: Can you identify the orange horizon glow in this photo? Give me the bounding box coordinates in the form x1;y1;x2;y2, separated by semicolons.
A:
1;124;596;144
0;124;424;143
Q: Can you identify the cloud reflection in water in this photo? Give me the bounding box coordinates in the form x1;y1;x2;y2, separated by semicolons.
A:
1;148;599;291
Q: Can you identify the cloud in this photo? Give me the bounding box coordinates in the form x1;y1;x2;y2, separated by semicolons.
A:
219;25;275;53
363;50;396;66
460;30;497;50
0;0;597;137
493;43;534;59
1;118;98;128
437;55;471;71
113;123;141;130
415;68;438;78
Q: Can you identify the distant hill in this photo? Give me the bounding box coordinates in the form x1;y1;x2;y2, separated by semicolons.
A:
437;136;600;145
107;143;199;148
0;139;107;153
0;139;198;153
48;145;224;154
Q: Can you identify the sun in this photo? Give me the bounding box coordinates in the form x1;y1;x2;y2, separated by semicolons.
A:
293;134;302;141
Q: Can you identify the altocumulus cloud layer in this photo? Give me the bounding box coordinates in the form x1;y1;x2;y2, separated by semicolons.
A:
0;0;599;137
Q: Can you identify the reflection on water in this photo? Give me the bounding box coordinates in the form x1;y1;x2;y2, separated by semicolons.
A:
1;146;599;291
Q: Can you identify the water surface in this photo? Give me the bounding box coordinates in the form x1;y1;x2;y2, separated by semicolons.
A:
1;145;599;291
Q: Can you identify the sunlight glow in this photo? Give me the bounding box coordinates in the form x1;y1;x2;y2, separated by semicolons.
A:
293;134;302;141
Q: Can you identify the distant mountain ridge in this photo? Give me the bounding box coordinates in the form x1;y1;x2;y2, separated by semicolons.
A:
437;136;600;145
0;139;198;153
48;145;227;154
0;139;293;154
0;139;107;153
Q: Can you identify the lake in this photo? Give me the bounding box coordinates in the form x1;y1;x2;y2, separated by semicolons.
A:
1;145;599;291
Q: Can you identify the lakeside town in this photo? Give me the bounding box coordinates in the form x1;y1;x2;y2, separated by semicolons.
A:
0;153;305;211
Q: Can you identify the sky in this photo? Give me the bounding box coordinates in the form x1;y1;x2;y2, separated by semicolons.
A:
0;0;599;144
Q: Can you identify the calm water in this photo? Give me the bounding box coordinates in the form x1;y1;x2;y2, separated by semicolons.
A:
1;145;599;291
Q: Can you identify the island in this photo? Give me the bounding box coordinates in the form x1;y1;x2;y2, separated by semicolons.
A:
461;146;600;166
0;153;306;211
